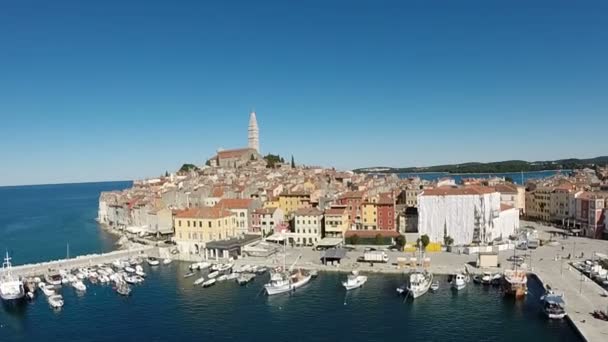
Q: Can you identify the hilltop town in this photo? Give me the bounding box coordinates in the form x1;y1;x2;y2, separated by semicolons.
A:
97;112;608;257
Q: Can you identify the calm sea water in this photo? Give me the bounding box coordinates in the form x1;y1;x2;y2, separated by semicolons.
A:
0;181;581;341
398;170;566;185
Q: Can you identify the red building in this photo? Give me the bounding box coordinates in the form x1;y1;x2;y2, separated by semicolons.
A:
376;193;396;230
337;191;364;228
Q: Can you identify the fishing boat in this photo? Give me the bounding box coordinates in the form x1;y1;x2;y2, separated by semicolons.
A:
501;269;528;298
541;291;566;319
0;252;25;302
48;294;64;309
452;273;467;291
147;257;160;266
217;263;233;272
342;270;367;291
265;268;311;295
202;279;216;287
124;266;136;274
407;270;433;299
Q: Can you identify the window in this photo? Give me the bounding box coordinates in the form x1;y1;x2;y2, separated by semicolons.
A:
187;220;190;227
178;221;182;227
199;221;202;228
208;222;212;228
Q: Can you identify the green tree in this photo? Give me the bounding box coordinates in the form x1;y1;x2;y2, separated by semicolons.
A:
164;171;169;177
205;159;211;166
291;155;295;168
417;234;430;250
374;233;383;245
395;235;406;248
505;176;514;183
179;163;199;173
250;154;256;161
349;234;359;245
444;235;454;246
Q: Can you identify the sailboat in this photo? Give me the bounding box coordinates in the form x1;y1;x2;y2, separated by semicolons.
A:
501;248;528;298
0;252;25;302
264;239;311;295
406;242;433;299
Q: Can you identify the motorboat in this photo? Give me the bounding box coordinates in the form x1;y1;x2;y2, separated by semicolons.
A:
256;267;268;275
147;257;160;266
207;271;219;279
124;266;136;274
72;280;86;292
430;281;439;291
135;270;147;278
45;272;63;286
491;273;502;286
189;262;210;271
342;270;367;291
217;275;228;282
236;273;255;285
48;294;64;309
541;291;566;319
202;279;216;287
116;282;131;296
163;258;172;265
396;283;407;294
38;282;56;297
0;252;25;302
265;269;311;295
184;272;195;278
481;272;492;285
193;277;206;286
226;273;238;281
452;273;467;291
217;263;233;272
407;271;433;299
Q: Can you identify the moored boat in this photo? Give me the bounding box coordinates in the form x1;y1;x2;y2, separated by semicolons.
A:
48;294;64;309
0;252;25;302
407;271;433;299
265;269;311;295
236;273;255;285
541;291;566;319
342;270;367;291
502;269;528;298
202;279;216;287
452;273;467;291
147;257;160;266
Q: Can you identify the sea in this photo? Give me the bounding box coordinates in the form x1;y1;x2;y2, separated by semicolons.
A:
397;170;566;185
0;181;582;341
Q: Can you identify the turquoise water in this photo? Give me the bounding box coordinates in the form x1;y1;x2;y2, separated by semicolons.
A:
398;170;566;185
0;182;581;341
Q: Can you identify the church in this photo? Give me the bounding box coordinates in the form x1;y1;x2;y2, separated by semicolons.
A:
209;112;262;168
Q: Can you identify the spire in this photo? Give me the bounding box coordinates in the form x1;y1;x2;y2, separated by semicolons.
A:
248;111;259;152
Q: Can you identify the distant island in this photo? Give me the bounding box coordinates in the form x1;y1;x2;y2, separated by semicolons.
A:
353;156;608;174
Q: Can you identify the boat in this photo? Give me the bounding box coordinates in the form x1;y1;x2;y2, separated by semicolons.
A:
193;277;206;285
147;257;160;266
184;272;195;278
226;273;238;280
452;273;467;291
406;270;433;299
45;272;63;286
135;270;147;278
189;262;210;271
342;270;367;291
217;275;228;282
72;280;86;292
472;275;481;284
0;252;26;302
217;263;233;272
309;270;318;278
116;282;131;296
163;258;172;265
491;273;502;286
26;291;35;300
236;273;255;285
48;294;64;309
265;268;311;295
481;272;492;285
501;269;528;298
202;279;216;287
541;291;566;319
208;271;219;279
38;282;56;297
124;266;135;273
430;281;439;291
396;283;407;294
256;267;268;275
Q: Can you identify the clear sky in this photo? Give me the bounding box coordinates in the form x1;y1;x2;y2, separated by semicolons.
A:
1;0;607;186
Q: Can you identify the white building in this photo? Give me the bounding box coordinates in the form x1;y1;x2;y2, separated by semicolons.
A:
216;198;261;235
294;207;323;246
418;186;519;245
252;207;285;236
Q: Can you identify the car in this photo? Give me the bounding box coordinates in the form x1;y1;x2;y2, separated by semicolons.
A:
364;247;377;252
507;256;525;263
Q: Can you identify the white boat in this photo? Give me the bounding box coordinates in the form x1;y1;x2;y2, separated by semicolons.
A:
38;282;56;297
202;279;216;287
236;273;255;285
124;266;136;273
208;271;219;279
116;282;131;296
184;272;195;278
225;273;238;281
147;257;160;266
217;263;233;272
265;269;311;295
72;280;86;292
541;292;566;319
430;281;439;291
407;271;433;299
163;258;172;265
217;275;228;282
48;294;64;309
135;270;147;278
193;277;206;285
452;273;467;291
189;262;210;271
396;283;407;294
342;270;367;291
481;272;492;285
0;252;25;302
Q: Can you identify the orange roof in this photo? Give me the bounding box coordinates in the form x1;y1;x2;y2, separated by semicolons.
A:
174;207;233;219
217;148;254;159
217;198;253;209
344;230;400;238
339;191;363;199
294;207;323;216
500;203;515;211
422;186;496;196
494;183;518;194
325;208;346;216
211;187;224;197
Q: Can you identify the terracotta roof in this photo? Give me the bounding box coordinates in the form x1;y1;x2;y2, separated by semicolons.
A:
325;208;346;216
280;191;311;197
344;230;400;238
294;207;323;216
493;184;518;194
254;207;278;215
339;191;363;199
217;148;255;159
421;186;496;197
217;198;253;209
174;207;233;219
500;203;515;211
211;187;224;197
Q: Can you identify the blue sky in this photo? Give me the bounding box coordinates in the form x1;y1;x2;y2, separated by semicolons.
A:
1;0;607;186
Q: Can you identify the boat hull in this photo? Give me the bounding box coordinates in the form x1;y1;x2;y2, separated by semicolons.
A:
265;275;311;295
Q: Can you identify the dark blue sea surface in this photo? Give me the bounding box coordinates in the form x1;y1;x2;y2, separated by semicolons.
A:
398;170;566;185
0;181;581;341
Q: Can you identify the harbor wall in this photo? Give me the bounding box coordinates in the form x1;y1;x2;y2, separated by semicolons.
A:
11;246;158;278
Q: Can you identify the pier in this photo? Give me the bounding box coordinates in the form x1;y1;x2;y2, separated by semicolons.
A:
9;246;158;278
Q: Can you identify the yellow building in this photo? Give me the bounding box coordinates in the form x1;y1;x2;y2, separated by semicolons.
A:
173;207;236;255
525;186;552;221
361;202;377;230
324;207;349;239
278;192;311;218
